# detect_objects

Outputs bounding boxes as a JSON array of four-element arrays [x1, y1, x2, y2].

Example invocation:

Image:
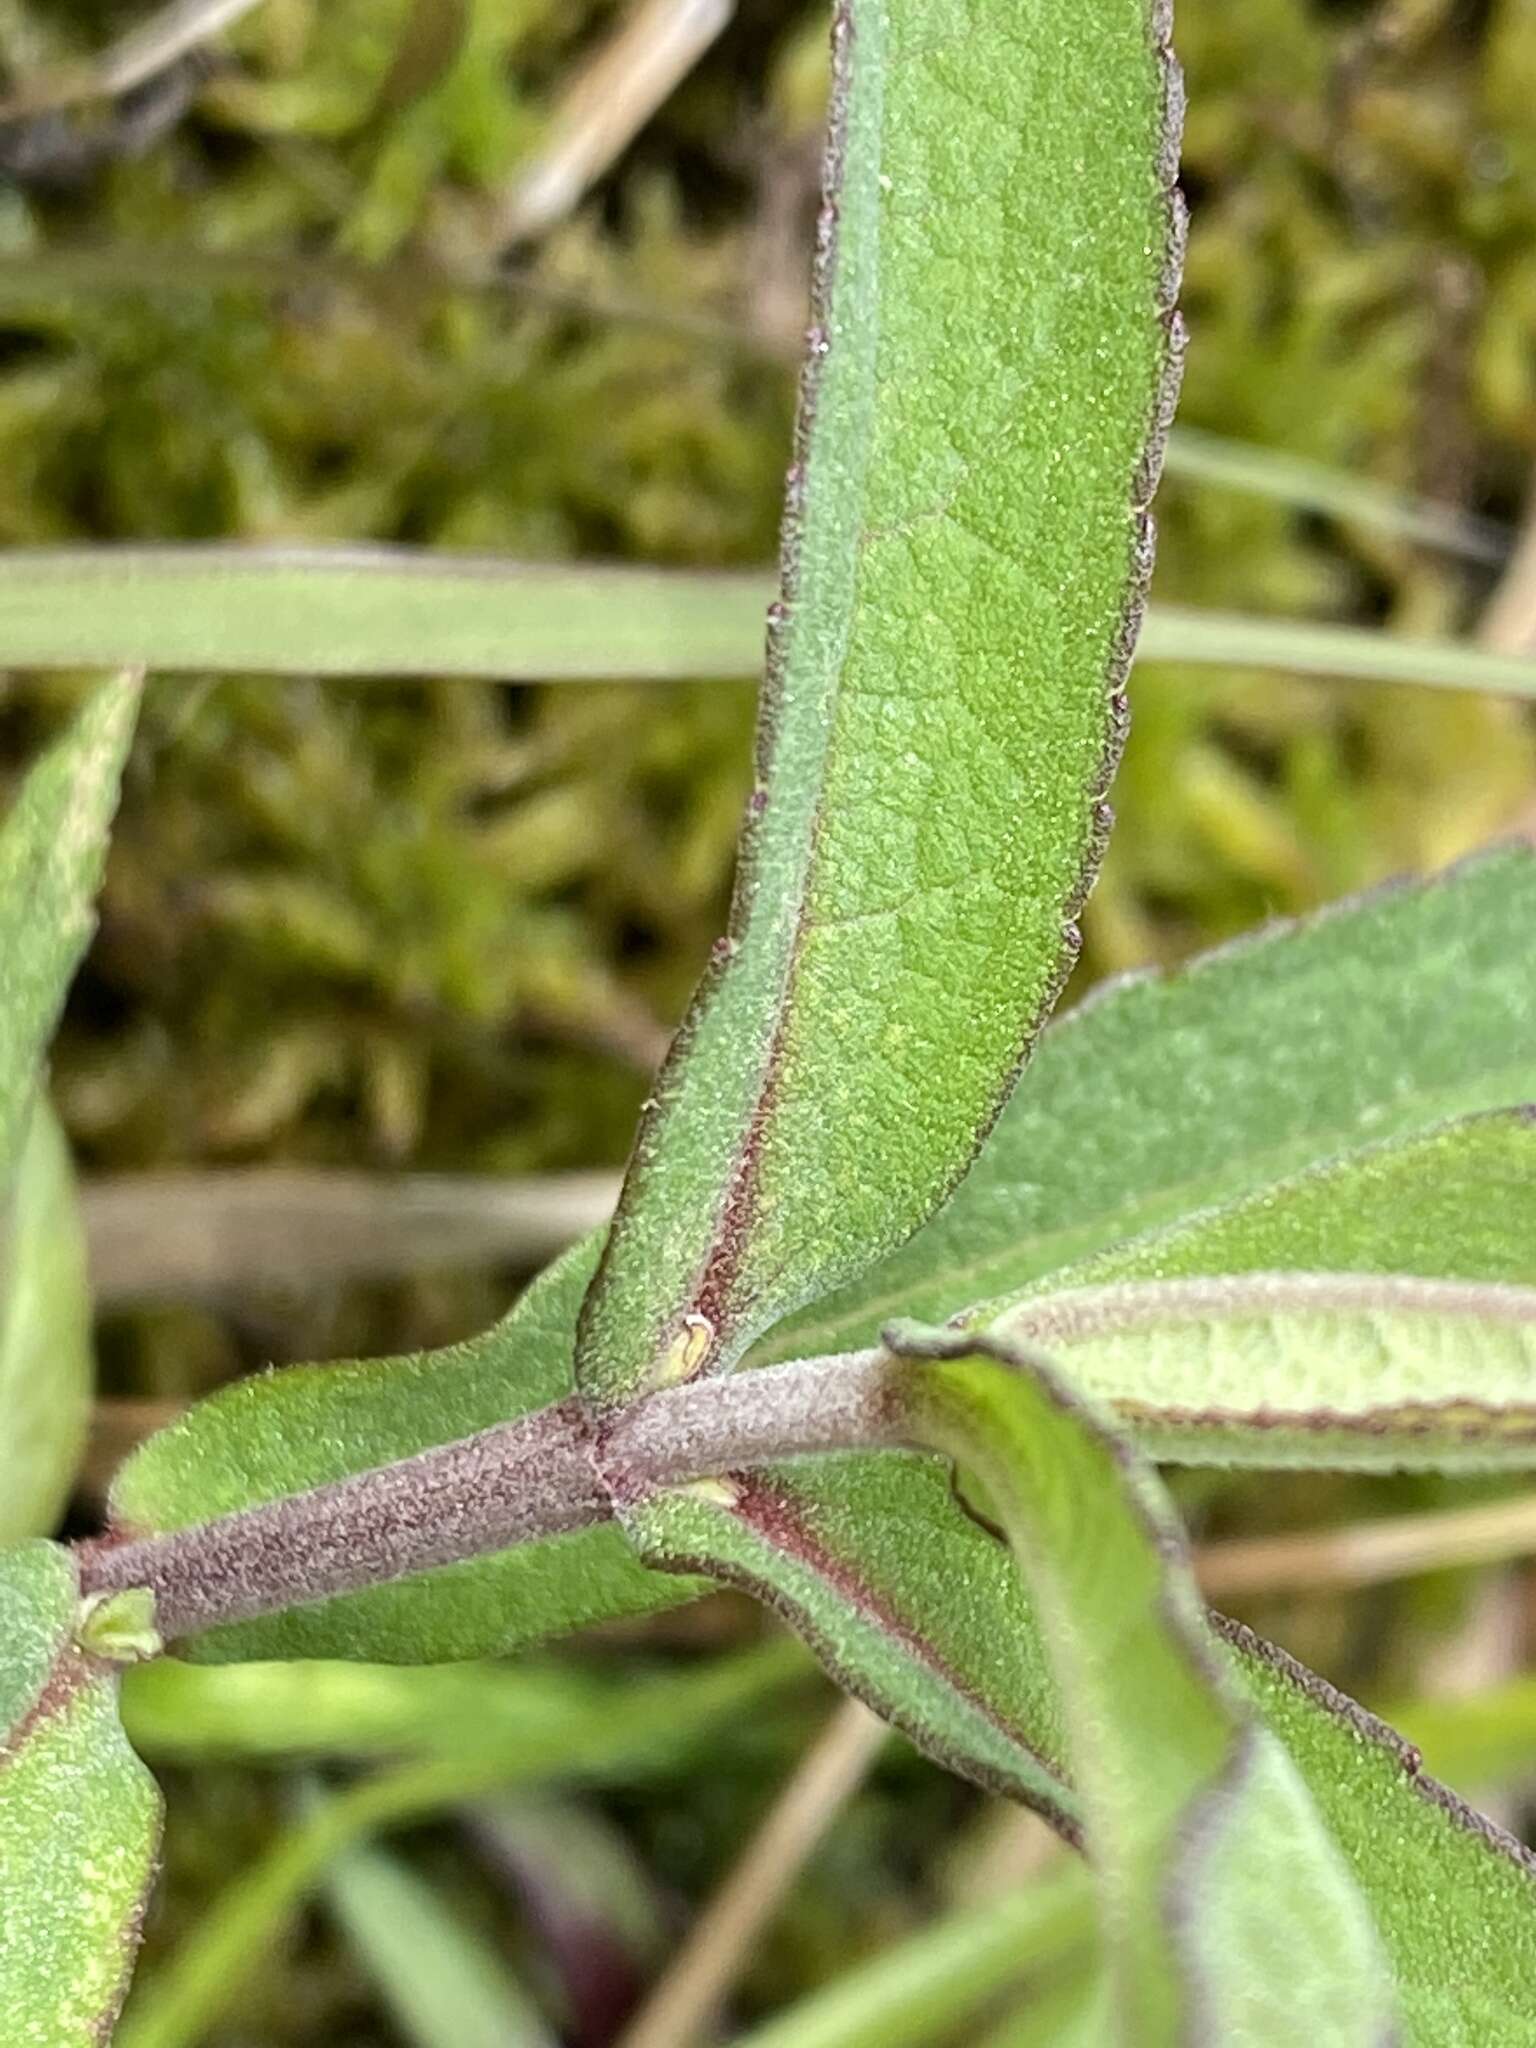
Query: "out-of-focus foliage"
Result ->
[[1121, 0, 1536, 962], [4, 2, 1536, 2043], [0, 0, 1529, 1241]]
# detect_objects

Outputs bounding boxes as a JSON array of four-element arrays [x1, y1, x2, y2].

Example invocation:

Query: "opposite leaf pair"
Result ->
[[7, 0, 1536, 2042]]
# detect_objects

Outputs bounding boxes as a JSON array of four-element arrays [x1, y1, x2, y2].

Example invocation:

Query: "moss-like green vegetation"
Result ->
[[4, 2, 1536, 2041]]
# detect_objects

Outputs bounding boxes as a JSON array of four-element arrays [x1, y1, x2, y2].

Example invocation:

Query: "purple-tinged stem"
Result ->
[[80, 1351, 902, 1642]]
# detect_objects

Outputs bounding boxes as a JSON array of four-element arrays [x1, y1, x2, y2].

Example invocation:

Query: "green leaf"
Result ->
[[961, 1111, 1536, 1469], [0, 1101, 93, 1540], [576, 0, 1182, 1406], [108, 1239, 692, 1664], [759, 846, 1536, 1363], [991, 1271, 1536, 1470], [619, 1350, 1536, 2042], [0, 675, 138, 1540], [0, 672, 139, 1167], [0, 1540, 161, 2047], [1219, 1620, 1536, 2044], [1049, 1107, 1536, 1292], [831, 1331, 1393, 2041], [325, 1838, 554, 2048]]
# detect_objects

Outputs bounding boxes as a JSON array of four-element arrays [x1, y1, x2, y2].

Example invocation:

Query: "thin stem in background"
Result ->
[[8, 547, 1536, 696], [1196, 1490, 1536, 1602], [0, 0, 267, 119], [498, 0, 736, 249], [617, 1697, 889, 2048], [82, 1165, 619, 1308]]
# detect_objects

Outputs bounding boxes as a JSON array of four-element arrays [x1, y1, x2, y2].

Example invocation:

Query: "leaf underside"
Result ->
[[0, 1542, 161, 2048], [896, 1329, 1392, 2046], [979, 1112, 1536, 1468], [0, 676, 138, 1541]]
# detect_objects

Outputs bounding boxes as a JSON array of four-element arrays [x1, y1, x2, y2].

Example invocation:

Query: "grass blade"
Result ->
[[7, 552, 1536, 697], [1161, 424, 1507, 564], [324, 1837, 554, 2048]]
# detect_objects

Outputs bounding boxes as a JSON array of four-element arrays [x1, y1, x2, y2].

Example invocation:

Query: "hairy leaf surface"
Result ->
[[1043, 1109, 1536, 1294], [621, 1362, 1536, 2044], [0, 1103, 93, 1540], [0, 1542, 161, 2047], [0, 673, 139, 1170], [897, 1330, 1392, 2045], [576, 0, 1182, 1405], [961, 1111, 1536, 1468], [757, 847, 1536, 1363], [991, 1273, 1536, 1469]]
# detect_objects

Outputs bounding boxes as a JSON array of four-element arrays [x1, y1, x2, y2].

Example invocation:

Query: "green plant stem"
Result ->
[[1162, 426, 1506, 564], [83, 1350, 903, 1640]]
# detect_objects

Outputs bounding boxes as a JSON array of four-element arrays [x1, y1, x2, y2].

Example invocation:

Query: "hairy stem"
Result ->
[[81, 1351, 901, 1641]]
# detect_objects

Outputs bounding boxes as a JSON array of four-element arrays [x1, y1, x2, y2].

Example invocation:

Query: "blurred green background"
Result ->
[[5, 1, 1536, 2042]]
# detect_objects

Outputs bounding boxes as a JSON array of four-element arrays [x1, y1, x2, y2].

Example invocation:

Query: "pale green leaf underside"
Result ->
[[576, 0, 1180, 1402], [7, 554, 1536, 698], [0, 1101, 93, 1541], [897, 1333, 1391, 2046], [0, 1542, 161, 2048], [969, 1111, 1536, 1468], [0, 673, 139, 1173], [993, 1272, 1536, 1471]]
